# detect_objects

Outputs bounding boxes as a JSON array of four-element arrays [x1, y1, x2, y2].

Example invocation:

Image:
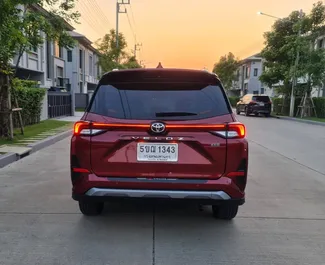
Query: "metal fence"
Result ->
[[75, 93, 89, 109], [48, 92, 72, 118]]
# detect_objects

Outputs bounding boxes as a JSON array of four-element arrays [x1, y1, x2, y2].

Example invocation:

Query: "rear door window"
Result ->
[[253, 96, 270, 102], [89, 83, 230, 120]]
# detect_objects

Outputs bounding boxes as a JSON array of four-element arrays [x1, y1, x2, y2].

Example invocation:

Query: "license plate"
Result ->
[[137, 143, 178, 162], [259, 102, 265, 106]]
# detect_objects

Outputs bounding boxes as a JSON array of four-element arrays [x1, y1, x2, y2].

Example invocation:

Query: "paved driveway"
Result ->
[[0, 116, 325, 264]]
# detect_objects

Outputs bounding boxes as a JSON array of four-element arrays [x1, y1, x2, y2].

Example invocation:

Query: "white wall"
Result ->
[[40, 89, 48, 121]]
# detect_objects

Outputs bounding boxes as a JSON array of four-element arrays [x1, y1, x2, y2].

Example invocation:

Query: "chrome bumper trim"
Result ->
[[85, 188, 231, 200]]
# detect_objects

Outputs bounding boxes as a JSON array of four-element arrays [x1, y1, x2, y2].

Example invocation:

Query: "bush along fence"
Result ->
[[228, 96, 325, 118], [11, 78, 46, 128]]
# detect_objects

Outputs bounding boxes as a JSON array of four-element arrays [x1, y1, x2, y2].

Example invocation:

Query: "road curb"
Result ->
[[275, 116, 325, 126], [27, 129, 72, 153], [0, 129, 72, 169], [0, 153, 18, 168]]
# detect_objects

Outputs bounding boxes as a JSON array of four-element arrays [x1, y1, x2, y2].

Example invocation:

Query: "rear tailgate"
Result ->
[[84, 73, 235, 180], [87, 115, 232, 179]]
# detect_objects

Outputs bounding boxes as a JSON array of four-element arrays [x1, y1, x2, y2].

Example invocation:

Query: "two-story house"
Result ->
[[12, 4, 75, 120], [66, 31, 102, 94], [13, 4, 73, 91], [234, 53, 273, 97]]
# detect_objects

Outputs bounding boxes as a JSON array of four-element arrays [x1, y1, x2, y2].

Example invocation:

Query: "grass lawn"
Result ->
[[300, 117, 325, 123], [0, 120, 73, 146], [75, 108, 85, 112]]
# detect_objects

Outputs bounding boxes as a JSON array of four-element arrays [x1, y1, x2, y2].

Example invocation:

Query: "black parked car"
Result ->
[[236, 94, 272, 117]]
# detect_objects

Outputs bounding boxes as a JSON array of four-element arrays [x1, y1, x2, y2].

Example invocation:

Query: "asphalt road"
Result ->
[[1, 115, 325, 265]]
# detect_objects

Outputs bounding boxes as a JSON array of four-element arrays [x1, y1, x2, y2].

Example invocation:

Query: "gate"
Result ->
[[48, 92, 72, 118]]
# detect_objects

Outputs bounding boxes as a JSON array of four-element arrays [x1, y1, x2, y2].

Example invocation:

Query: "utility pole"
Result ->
[[116, 0, 130, 50], [134, 43, 142, 58], [289, 9, 303, 117]]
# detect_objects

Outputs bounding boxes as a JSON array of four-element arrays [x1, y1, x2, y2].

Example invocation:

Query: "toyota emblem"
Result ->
[[150, 122, 166, 134]]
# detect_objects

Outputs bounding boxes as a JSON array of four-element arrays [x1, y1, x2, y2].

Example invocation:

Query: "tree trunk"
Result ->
[[0, 73, 10, 138]]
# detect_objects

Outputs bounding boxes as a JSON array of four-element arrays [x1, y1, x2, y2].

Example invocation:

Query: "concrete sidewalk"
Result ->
[[54, 111, 84, 122]]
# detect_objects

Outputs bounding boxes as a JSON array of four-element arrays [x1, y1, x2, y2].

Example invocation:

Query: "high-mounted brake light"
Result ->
[[73, 121, 245, 138]]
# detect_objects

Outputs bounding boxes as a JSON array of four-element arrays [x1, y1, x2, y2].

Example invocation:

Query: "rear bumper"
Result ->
[[72, 174, 246, 205], [249, 106, 271, 114]]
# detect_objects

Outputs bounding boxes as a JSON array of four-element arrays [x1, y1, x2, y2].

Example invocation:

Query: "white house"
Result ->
[[232, 53, 274, 97], [66, 31, 102, 94], [11, 4, 75, 120]]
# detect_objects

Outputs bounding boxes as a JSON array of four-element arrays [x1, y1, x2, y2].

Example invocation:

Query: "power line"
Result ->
[[124, 6, 137, 43], [129, 3, 137, 31], [83, 0, 108, 35], [78, 1, 106, 36], [91, 0, 113, 29]]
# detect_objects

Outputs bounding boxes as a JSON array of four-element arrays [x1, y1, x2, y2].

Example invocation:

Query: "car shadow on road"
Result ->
[[78, 200, 240, 227]]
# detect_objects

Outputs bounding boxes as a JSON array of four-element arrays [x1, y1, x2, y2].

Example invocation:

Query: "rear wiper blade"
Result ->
[[155, 112, 198, 117]]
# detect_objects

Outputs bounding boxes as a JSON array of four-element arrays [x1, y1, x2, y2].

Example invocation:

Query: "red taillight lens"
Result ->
[[250, 100, 256, 104], [210, 122, 246, 139], [228, 122, 246, 138]]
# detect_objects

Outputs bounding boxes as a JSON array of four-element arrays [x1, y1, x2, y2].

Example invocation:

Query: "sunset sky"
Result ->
[[73, 0, 320, 70]]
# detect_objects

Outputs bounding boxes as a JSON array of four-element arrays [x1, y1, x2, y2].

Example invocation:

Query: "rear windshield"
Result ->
[[88, 84, 230, 120], [253, 96, 270, 102]]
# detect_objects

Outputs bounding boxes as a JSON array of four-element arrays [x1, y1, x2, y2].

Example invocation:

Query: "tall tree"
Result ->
[[95, 29, 128, 72], [212, 52, 239, 90], [96, 29, 142, 72], [259, 10, 304, 96], [260, 1, 325, 97], [0, 0, 79, 138], [121, 56, 142, 69]]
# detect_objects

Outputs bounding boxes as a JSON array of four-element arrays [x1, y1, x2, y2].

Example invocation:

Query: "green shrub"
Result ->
[[11, 78, 46, 127], [313, 97, 325, 118], [228, 96, 240, 107], [272, 96, 325, 117]]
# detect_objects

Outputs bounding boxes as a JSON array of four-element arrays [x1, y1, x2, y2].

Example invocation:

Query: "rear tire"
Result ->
[[78, 201, 104, 216], [212, 204, 239, 220], [236, 108, 240, 115], [265, 113, 270, 117], [245, 107, 250, 116]]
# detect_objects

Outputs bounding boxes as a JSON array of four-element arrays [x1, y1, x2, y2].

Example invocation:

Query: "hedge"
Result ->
[[228, 95, 325, 117], [11, 78, 46, 127], [272, 97, 325, 118], [228, 96, 240, 107]]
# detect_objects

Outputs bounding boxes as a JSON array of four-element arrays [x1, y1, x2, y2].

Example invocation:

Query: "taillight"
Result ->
[[249, 100, 256, 104], [210, 122, 246, 139], [73, 121, 107, 136], [73, 121, 151, 136]]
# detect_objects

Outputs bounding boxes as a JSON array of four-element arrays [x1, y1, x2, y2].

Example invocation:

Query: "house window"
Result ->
[[79, 49, 83, 69], [67, 50, 72, 62], [254, 68, 258, 76], [261, 87, 265, 94], [89, 55, 93, 76], [245, 66, 250, 78], [54, 41, 63, 58], [253, 90, 259, 95], [57, 66, 64, 87], [46, 41, 51, 79], [31, 46, 38, 53]]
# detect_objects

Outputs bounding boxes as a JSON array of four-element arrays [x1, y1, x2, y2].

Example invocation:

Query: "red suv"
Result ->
[[71, 68, 248, 220]]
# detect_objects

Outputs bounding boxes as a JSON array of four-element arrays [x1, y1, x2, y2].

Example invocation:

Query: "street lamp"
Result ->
[[257, 11, 281, 20], [258, 10, 303, 117]]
